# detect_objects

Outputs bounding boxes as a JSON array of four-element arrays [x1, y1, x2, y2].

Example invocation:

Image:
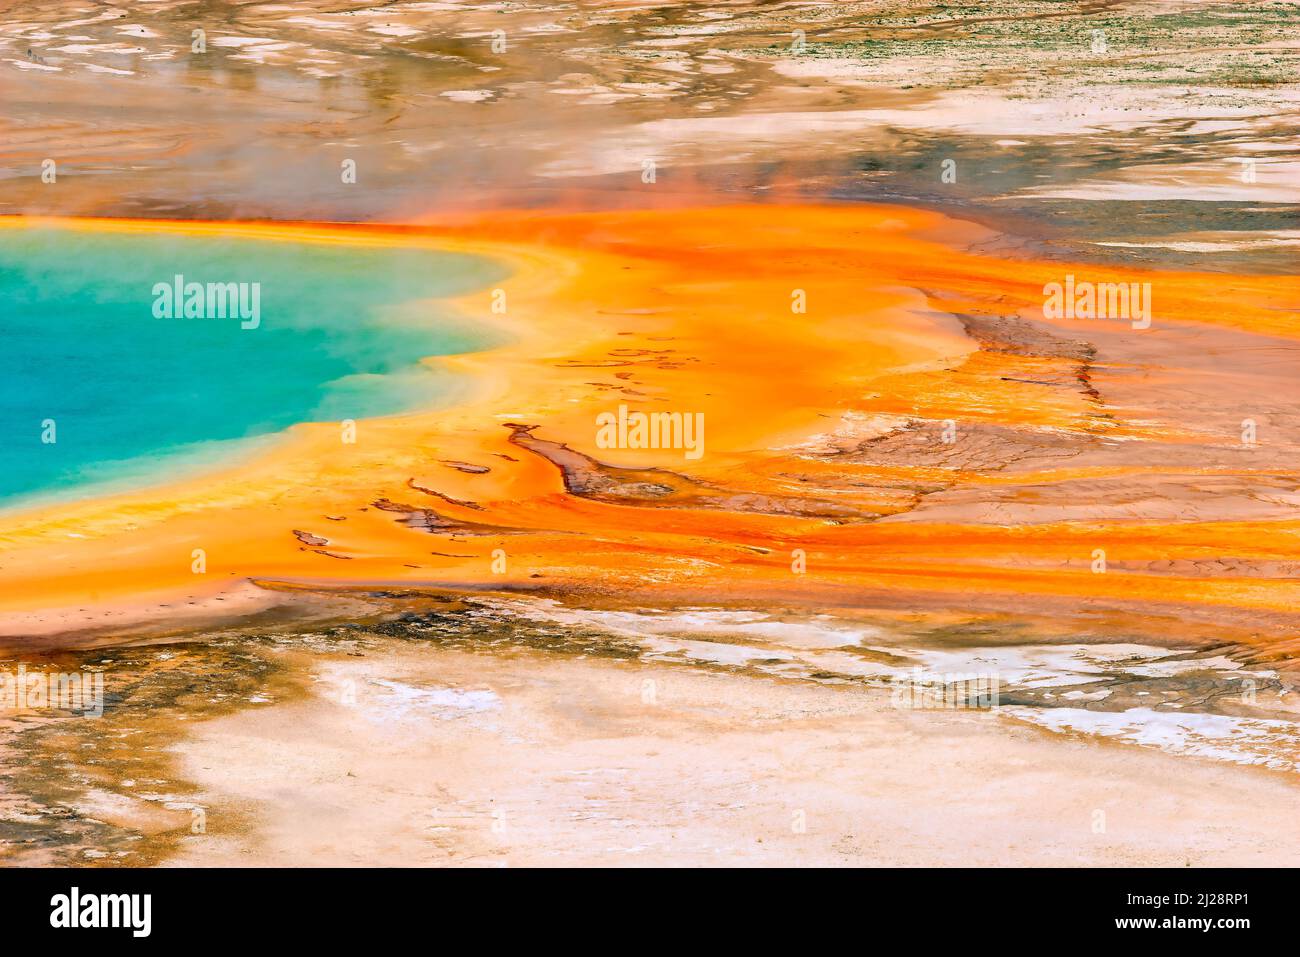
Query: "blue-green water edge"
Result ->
[[0, 228, 508, 508]]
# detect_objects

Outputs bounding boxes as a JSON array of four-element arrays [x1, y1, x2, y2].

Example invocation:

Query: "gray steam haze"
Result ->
[[2, 0, 1294, 277]]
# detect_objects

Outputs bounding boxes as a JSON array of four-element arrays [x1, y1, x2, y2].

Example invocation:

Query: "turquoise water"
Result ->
[[0, 228, 508, 507]]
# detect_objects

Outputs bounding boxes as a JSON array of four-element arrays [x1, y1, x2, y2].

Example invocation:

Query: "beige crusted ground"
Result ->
[[163, 638, 1300, 867]]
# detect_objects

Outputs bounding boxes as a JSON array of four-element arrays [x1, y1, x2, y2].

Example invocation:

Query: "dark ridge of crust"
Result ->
[[371, 498, 528, 537], [504, 423, 879, 522], [440, 460, 491, 474], [407, 478, 485, 511]]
